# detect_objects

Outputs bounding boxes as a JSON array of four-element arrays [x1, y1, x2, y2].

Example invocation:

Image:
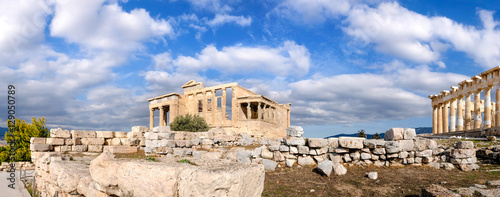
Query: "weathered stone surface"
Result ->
[[403, 128, 416, 140], [335, 148, 349, 154], [298, 145, 309, 154], [88, 145, 103, 152], [455, 141, 474, 149], [350, 152, 360, 160], [45, 138, 65, 145], [308, 138, 328, 148], [81, 138, 105, 145], [385, 141, 400, 153], [103, 146, 137, 154], [30, 144, 52, 151], [261, 148, 273, 159], [360, 153, 371, 160], [417, 150, 433, 157], [316, 160, 333, 177], [152, 126, 171, 133], [131, 126, 149, 133], [451, 149, 475, 159], [157, 132, 175, 140], [49, 160, 92, 193], [50, 128, 71, 138], [279, 145, 290, 152], [60, 145, 72, 152], [274, 151, 285, 162], [372, 148, 386, 155], [237, 151, 251, 164], [384, 128, 404, 141], [429, 162, 440, 169], [96, 131, 114, 138], [30, 137, 46, 144], [286, 159, 296, 167], [422, 184, 459, 197], [200, 152, 223, 160], [440, 163, 455, 170], [338, 137, 364, 149], [297, 156, 315, 166], [289, 146, 298, 154], [72, 145, 88, 152], [121, 138, 141, 146], [327, 138, 339, 148], [110, 138, 122, 146], [333, 163, 347, 175], [399, 140, 414, 152], [367, 172, 377, 180], [127, 131, 143, 139], [364, 139, 386, 149], [286, 126, 304, 137], [72, 130, 96, 138], [285, 137, 306, 146], [262, 159, 278, 171], [114, 131, 127, 138]]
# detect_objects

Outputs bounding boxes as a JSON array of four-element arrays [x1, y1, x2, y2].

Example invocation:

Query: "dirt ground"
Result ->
[[263, 164, 500, 197]]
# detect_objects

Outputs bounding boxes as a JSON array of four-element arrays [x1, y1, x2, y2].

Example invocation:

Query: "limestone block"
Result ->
[[127, 131, 143, 139], [313, 155, 327, 163], [285, 159, 296, 167], [121, 138, 140, 146], [157, 132, 175, 140], [333, 163, 347, 175], [403, 128, 416, 140], [350, 152, 360, 160], [53, 146, 61, 152], [251, 147, 263, 158], [96, 131, 114, 138], [399, 140, 414, 152], [335, 148, 348, 154], [152, 126, 170, 133], [30, 144, 52, 151], [289, 146, 298, 154], [399, 151, 409, 158], [316, 147, 328, 155], [286, 126, 304, 137], [309, 149, 318, 156], [173, 148, 193, 157], [455, 141, 474, 149], [30, 137, 46, 144], [385, 141, 400, 154], [422, 184, 460, 197], [71, 130, 96, 138], [363, 139, 386, 149], [427, 140, 437, 149], [131, 126, 149, 133], [284, 137, 305, 146], [279, 145, 290, 152], [114, 131, 127, 138], [237, 151, 252, 164], [50, 128, 71, 138], [360, 153, 371, 160], [327, 138, 339, 148], [81, 138, 105, 145], [416, 150, 433, 157], [371, 154, 379, 160], [110, 138, 122, 146], [298, 145, 309, 154], [72, 145, 88, 152], [156, 147, 173, 154], [49, 160, 92, 194], [367, 172, 378, 180], [60, 145, 72, 152], [451, 149, 475, 159], [316, 160, 333, 177], [88, 145, 103, 152], [328, 153, 342, 163], [200, 152, 223, 160], [103, 146, 138, 154], [308, 138, 328, 148], [413, 139, 427, 151], [297, 156, 315, 166], [261, 148, 273, 159], [384, 128, 404, 141], [201, 139, 214, 145], [268, 145, 280, 151], [440, 163, 455, 170], [158, 140, 176, 148], [262, 159, 277, 171], [338, 137, 364, 149]]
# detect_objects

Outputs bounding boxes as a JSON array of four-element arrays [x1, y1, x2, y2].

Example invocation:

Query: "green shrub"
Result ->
[[170, 114, 209, 132], [0, 117, 49, 162], [357, 129, 367, 138], [371, 133, 381, 139]]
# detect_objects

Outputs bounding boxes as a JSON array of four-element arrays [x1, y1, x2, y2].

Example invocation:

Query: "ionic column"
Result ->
[[465, 94, 472, 130], [202, 92, 207, 118], [432, 105, 438, 134], [159, 107, 165, 126], [437, 103, 443, 134], [474, 90, 482, 129], [457, 97, 464, 131], [246, 103, 251, 119], [450, 99, 457, 132], [211, 90, 216, 123], [149, 109, 154, 129], [484, 86, 493, 128], [443, 101, 449, 133], [496, 84, 500, 127]]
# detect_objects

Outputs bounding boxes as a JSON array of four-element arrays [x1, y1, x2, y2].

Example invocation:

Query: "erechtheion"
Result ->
[[148, 80, 291, 138], [428, 66, 500, 134]]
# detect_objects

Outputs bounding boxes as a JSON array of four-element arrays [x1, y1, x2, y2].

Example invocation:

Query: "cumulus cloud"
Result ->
[[207, 14, 252, 27]]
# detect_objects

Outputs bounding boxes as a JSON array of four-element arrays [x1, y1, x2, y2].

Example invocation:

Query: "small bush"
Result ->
[[146, 156, 157, 162], [357, 129, 367, 138], [179, 159, 192, 164], [170, 114, 209, 132], [371, 133, 381, 139]]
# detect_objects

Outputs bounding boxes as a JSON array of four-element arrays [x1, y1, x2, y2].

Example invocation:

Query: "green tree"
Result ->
[[170, 114, 209, 132], [0, 117, 48, 162], [357, 129, 367, 138], [371, 133, 382, 139]]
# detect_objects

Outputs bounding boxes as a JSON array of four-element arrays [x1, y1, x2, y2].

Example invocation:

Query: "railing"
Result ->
[[20, 165, 38, 197]]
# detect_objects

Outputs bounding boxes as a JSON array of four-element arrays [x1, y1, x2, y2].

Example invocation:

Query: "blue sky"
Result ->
[[1, 0, 500, 138]]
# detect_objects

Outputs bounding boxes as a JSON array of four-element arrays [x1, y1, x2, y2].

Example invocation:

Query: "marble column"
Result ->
[[432, 105, 438, 134], [149, 109, 155, 129], [222, 88, 226, 122], [457, 97, 464, 131], [211, 90, 216, 123], [465, 94, 472, 130], [496, 85, 500, 127], [437, 103, 443, 134], [202, 92, 207, 118], [257, 102, 262, 120], [450, 99, 457, 132], [484, 86, 493, 128], [443, 101, 449, 133], [474, 90, 482, 129], [246, 102, 251, 119], [159, 107, 165, 126]]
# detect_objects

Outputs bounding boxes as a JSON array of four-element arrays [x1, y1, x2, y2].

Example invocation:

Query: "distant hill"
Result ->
[[324, 127, 432, 139]]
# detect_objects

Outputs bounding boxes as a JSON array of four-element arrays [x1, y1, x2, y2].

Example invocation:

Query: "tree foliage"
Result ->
[[357, 129, 367, 138], [0, 117, 49, 162], [170, 114, 209, 132], [371, 133, 382, 139]]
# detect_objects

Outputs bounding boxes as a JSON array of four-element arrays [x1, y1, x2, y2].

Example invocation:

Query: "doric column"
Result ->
[[437, 103, 443, 134], [496, 84, 500, 127], [246, 102, 251, 119], [169, 104, 178, 124], [159, 107, 165, 126], [443, 101, 449, 133], [149, 109, 154, 129], [484, 86, 493, 128], [450, 99, 457, 132], [464, 94, 472, 130], [457, 97, 464, 131], [432, 105, 438, 134], [474, 90, 482, 129]]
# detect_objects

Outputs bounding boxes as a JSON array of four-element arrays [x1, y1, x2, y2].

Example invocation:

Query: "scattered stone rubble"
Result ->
[[422, 182, 500, 197], [477, 145, 500, 164]]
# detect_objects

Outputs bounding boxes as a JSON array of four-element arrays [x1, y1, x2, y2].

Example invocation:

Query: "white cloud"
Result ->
[[185, 0, 232, 13], [274, 0, 352, 24], [50, 0, 173, 54], [171, 41, 310, 76], [207, 14, 252, 27]]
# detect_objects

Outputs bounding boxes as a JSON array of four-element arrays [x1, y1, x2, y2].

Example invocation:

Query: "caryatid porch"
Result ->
[[429, 66, 500, 134]]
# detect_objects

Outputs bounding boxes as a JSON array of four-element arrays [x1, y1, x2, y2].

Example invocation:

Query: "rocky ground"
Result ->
[[263, 164, 500, 196]]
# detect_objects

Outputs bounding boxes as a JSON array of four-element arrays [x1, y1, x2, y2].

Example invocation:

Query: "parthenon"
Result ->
[[429, 66, 500, 134], [148, 80, 291, 138]]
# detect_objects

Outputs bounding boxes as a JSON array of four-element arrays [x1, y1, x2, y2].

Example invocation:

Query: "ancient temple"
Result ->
[[148, 80, 291, 138]]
